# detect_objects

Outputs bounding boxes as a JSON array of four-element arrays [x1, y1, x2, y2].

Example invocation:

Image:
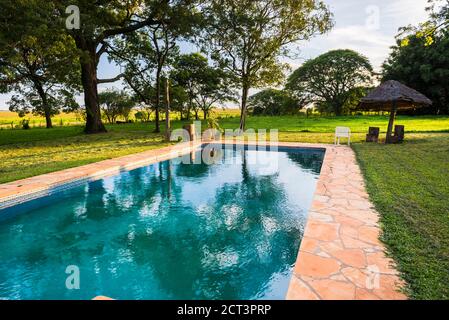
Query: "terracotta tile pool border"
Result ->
[[0, 140, 406, 300], [0, 141, 202, 209], [279, 143, 407, 300]]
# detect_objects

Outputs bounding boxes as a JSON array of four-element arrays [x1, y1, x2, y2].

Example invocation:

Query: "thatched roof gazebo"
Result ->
[[358, 80, 432, 143]]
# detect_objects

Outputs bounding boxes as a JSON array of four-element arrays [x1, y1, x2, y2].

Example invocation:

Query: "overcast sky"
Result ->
[[0, 0, 430, 110]]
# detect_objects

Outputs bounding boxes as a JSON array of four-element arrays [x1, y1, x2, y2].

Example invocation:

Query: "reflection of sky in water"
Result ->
[[180, 149, 320, 218], [0, 147, 324, 300]]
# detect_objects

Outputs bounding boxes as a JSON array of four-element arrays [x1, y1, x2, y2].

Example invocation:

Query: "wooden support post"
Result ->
[[165, 78, 171, 142], [386, 101, 397, 144]]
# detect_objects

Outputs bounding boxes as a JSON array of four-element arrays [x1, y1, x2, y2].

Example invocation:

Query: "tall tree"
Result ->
[[248, 89, 299, 116], [98, 90, 135, 124], [52, 0, 173, 133], [202, 0, 333, 131], [5, 0, 186, 133], [171, 53, 205, 120], [0, 1, 79, 128], [398, 0, 448, 46], [286, 49, 373, 116], [108, 33, 158, 122], [171, 53, 236, 120], [194, 64, 236, 120], [386, 0, 449, 114], [108, 1, 201, 132], [139, 23, 178, 133], [383, 32, 449, 115]]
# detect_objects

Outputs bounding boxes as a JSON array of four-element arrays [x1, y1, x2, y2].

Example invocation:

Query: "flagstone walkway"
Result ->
[[285, 144, 407, 300]]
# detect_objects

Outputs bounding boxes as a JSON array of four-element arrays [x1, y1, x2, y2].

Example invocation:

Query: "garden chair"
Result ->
[[388, 125, 405, 144], [366, 127, 380, 143], [334, 127, 351, 145]]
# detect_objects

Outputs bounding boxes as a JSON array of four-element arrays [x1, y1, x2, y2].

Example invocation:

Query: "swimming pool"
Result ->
[[0, 145, 324, 300]]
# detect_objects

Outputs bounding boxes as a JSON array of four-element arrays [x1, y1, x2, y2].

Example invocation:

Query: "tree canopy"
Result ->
[[0, 1, 80, 128], [384, 0, 449, 115], [0, 0, 336, 132], [171, 53, 236, 120], [248, 89, 299, 116], [6, 0, 196, 133], [98, 90, 135, 124], [107, 0, 202, 132], [383, 31, 449, 115], [286, 49, 373, 116], [52, 0, 171, 133], [202, 0, 333, 130], [397, 0, 448, 47]]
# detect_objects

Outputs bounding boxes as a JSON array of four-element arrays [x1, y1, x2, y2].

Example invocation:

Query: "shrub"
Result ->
[[21, 119, 30, 130]]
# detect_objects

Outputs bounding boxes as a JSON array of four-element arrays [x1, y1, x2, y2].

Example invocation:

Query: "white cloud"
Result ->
[[285, 0, 430, 72], [382, 0, 430, 22], [299, 25, 394, 70]]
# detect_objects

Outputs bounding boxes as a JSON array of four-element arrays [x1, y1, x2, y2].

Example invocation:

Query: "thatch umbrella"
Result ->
[[358, 80, 432, 143]]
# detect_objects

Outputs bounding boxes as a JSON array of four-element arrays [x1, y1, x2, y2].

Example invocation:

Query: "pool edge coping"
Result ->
[[0, 141, 202, 209], [0, 140, 407, 300], [283, 143, 407, 300]]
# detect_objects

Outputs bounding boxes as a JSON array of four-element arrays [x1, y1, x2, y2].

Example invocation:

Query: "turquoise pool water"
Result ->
[[0, 145, 324, 300]]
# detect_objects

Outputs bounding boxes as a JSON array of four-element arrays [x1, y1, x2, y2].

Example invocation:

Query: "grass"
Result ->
[[353, 134, 449, 300], [0, 111, 81, 128], [1, 114, 448, 184], [0, 108, 242, 128], [2, 110, 449, 131], [0, 123, 171, 183], [1, 113, 449, 299], [218, 114, 449, 133]]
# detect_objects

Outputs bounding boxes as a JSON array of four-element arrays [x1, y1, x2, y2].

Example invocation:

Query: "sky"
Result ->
[[0, 0, 430, 110]]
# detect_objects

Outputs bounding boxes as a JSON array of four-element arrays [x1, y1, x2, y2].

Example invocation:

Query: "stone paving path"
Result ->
[[285, 144, 407, 300]]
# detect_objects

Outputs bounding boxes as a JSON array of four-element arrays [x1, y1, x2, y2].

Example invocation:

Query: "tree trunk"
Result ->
[[386, 102, 397, 144], [239, 85, 250, 132], [76, 39, 106, 134], [165, 79, 171, 141], [44, 112, 52, 129], [34, 81, 52, 129], [334, 103, 342, 116], [203, 109, 207, 120], [154, 68, 162, 133], [187, 98, 193, 121]]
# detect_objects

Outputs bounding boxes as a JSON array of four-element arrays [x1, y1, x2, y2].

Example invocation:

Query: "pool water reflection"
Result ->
[[0, 146, 324, 300]]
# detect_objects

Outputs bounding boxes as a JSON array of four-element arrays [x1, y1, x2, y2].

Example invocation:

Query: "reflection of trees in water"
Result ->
[[175, 161, 211, 179], [287, 150, 324, 174], [0, 150, 305, 299], [122, 153, 302, 299]]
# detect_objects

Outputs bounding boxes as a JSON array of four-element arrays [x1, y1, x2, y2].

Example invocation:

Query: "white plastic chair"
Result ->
[[335, 127, 351, 145]]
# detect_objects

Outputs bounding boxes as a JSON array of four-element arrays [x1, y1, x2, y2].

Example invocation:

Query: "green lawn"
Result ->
[[2, 115, 448, 184], [353, 134, 449, 300], [1, 114, 449, 299], [219, 114, 449, 133], [0, 123, 171, 183]]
